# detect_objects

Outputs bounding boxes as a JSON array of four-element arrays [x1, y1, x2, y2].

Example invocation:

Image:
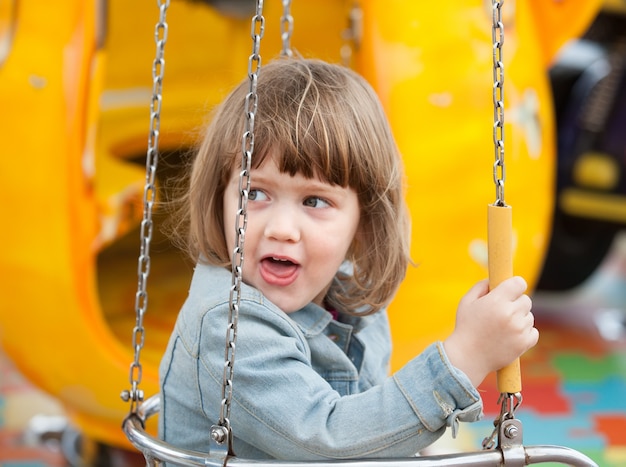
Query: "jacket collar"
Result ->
[[288, 303, 334, 337]]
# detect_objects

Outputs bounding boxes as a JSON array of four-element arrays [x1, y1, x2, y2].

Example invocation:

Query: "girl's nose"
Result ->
[[264, 206, 301, 242]]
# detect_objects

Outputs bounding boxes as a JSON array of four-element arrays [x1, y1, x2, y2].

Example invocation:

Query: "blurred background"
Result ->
[[0, 0, 625, 465]]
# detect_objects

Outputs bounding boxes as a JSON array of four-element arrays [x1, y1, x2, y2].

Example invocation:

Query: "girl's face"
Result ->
[[223, 155, 360, 313]]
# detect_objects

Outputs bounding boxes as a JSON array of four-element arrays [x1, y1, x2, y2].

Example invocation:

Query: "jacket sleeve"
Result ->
[[197, 300, 483, 460]]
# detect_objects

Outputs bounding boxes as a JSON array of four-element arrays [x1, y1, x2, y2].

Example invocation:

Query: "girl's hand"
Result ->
[[443, 276, 539, 387]]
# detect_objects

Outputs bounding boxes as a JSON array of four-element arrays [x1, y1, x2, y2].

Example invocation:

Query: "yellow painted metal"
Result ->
[[561, 189, 626, 223], [526, 0, 610, 66], [0, 0, 602, 448], [573, 151, 620, 190]]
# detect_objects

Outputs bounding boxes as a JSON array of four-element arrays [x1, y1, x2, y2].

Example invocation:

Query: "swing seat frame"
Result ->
[[123, 394, 599, 467]]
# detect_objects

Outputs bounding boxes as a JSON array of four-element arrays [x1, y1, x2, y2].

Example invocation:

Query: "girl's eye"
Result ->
[[248, 189, 267, 201], [304, 196, 330, 208]]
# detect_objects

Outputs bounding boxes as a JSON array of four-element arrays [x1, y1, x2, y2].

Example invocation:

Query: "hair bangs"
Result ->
[[251, 83, 353, 188]]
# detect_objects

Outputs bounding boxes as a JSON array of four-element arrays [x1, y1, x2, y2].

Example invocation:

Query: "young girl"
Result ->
[[159, 58, 538, 460]]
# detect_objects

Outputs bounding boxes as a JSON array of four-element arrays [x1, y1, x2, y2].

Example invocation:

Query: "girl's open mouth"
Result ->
[[260, 256, 300, 285]]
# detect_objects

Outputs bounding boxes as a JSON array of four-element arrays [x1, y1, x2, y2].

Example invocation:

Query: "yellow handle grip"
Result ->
[[488, 204, 522, 394]]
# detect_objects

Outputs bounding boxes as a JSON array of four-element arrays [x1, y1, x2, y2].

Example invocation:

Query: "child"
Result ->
[[159, 58, 538, 460]]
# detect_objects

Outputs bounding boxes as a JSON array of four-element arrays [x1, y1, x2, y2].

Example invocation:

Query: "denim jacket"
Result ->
[[159, 263, 483, 460]]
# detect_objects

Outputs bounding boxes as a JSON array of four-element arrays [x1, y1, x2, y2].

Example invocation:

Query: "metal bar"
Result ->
[[124, 396, 598, 467]]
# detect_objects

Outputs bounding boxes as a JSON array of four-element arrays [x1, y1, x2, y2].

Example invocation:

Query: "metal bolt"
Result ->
[[120, 389, 144, 402], [211, 426, 228, 444], [504, 424, 519, 439]]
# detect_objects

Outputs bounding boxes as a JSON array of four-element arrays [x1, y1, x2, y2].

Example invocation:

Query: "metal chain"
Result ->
[[280, 0, 293, 57], [340, 2, 363, 67], [216, 0, 265, 434], [484, 1, 526, 452], [482, 392, 522, 450], [492, 0, 506, 206], [121, 0, 170, 414]]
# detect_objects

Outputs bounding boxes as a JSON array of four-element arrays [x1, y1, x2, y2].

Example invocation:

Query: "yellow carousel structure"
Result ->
[[0, 0, 602, 449]]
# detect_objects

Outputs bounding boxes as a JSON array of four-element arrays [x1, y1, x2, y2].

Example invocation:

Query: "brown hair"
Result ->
[[170, 58, 411, 315]]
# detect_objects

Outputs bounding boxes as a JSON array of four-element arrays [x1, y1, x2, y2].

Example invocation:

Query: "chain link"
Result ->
[[217, 0, 265, 430], [492, 0, 506, 206], [280, 0, 293, 57], [122, 0, 170, 413], [341, 2, 363, 67], [482, 392, 522, 450]]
